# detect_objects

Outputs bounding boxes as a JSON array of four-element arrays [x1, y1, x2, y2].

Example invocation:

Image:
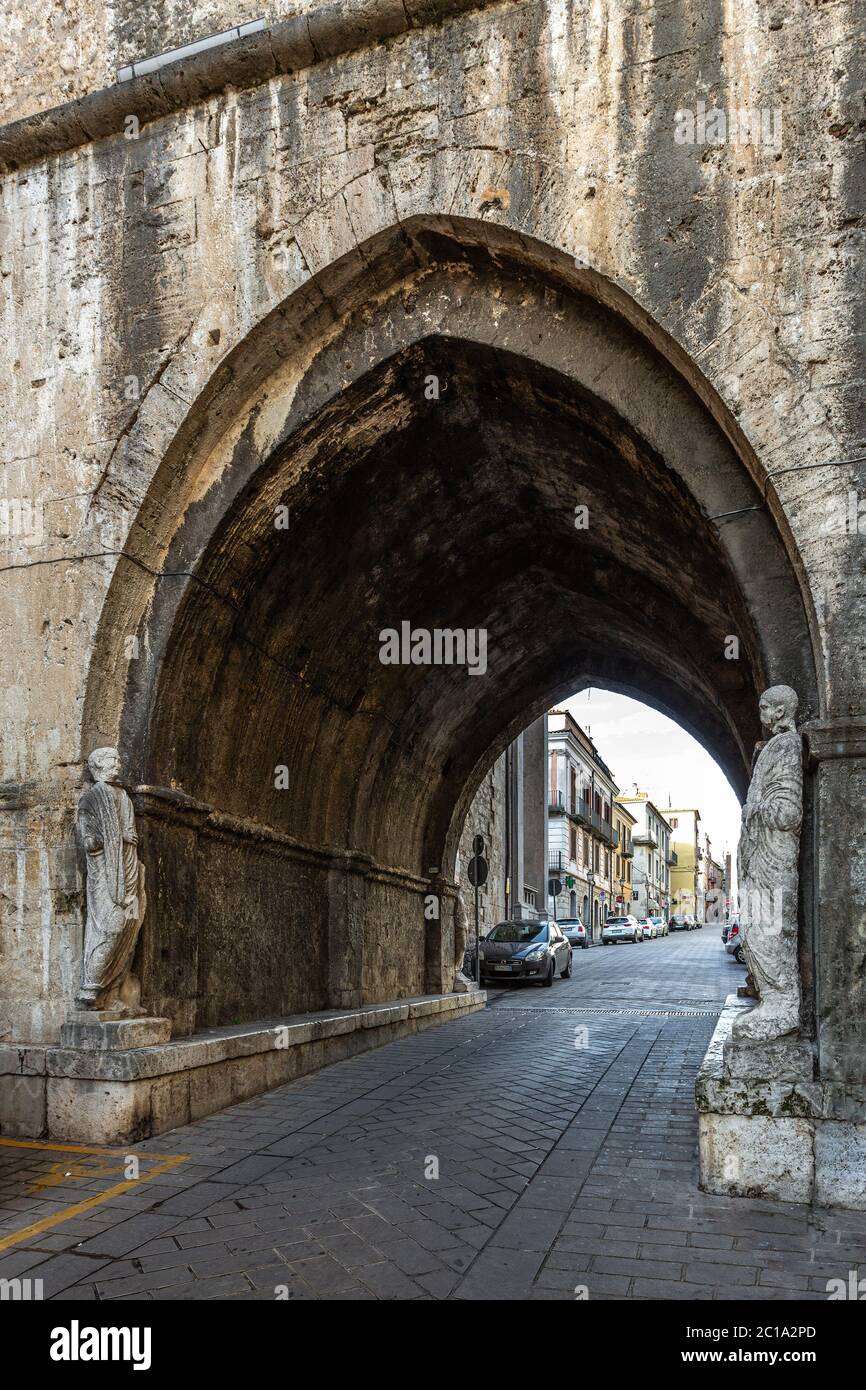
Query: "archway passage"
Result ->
[[87, 224, 818, 1035]]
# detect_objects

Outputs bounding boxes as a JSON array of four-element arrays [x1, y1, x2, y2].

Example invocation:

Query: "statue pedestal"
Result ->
[[723, 1028, 814, 1084], [60, 1015, 172, 1051], [697, 995, 866, 1209]]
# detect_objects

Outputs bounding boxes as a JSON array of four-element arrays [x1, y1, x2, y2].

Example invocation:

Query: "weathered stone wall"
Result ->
[[456, 753, 507, 931], [1, 0, 864, 1070], [0, 1, 320, 124]]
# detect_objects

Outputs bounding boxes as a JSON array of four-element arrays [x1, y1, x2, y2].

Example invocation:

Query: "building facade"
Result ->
[[666, 808, 702, 916], [547, 711, 619, 941], [616, 794, 672, 919]]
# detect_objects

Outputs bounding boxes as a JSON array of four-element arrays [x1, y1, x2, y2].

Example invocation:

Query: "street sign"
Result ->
[[548, 877, 563, 896], [469, 837, 486, 987], [467, 855, 488, 888]]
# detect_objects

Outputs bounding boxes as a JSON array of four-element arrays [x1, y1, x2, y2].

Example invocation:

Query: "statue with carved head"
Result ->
[[732, 686, 803, 1045], [76, 746, 146, 1013]]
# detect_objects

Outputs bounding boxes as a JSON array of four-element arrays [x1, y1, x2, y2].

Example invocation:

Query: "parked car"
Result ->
[[685, 914, 698, 930], [650, 915, 668, 937], [722, 915, 739, 944], [668, 913, 690, 932], [602, 914, 643, 944], [475, 919, 572, 985], [558, 917, 588, 950], [726, 921, 746, 964], [637, 917, 657, 939]]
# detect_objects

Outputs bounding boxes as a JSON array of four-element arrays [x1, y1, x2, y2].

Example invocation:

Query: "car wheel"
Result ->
[[561, 954, 572, 979], [734, 945, 745, 964], [542, 959, 555, 987]]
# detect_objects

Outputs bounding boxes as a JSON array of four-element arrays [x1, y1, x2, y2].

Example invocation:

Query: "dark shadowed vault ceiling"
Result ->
[[140, 335, 765, 876]]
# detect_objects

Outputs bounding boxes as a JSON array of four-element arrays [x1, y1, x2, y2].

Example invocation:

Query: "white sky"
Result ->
[[560, 687, 742, 877]]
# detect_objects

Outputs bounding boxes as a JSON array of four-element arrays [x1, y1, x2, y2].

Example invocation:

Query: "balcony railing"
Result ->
[[548, 791, 565, 814], [633, 830, 658, 849], [591, 812, 618, 846], [667, 850, 678, 866], [621, 838, 634, 858], [569, 796, 591, 827]]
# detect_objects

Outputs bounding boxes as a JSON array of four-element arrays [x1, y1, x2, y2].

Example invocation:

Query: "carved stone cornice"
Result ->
[[802, 718, 866, 765], [132, 782, 438, 892]]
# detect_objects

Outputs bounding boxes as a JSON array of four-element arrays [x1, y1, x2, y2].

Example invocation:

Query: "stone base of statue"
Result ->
[[723, 1024, 814, 1084], [61, 1013, 172, 1051], [697, 995, 866, 1210], [453, 969, 476, 993]]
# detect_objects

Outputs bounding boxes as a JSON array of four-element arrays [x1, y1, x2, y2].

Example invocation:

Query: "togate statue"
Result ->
[[452, 890, 475, 992], [732, 686, 803, 1045], [76, 747, 147, 1014]]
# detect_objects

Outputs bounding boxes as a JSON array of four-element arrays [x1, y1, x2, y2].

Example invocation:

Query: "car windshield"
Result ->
[[559, 919, 583, 928], [606, 918, 631, 925], [487, 922, 548, 943]]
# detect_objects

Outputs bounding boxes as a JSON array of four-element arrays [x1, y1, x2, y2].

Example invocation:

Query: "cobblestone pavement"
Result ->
[[3, 929, 866, 1301]]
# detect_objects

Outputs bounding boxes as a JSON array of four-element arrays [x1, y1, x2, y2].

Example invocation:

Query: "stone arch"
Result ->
[[80, 216, 821, 1033]]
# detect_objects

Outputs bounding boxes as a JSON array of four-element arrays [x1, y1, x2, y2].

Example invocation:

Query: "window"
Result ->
[[671, 817, 678, 828], [569, 826, 577, 861]]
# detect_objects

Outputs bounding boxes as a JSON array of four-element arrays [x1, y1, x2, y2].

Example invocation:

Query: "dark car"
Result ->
[[475, 919, 572, 986], [557, 917, 588, 950], [668, 913, 691, 932]]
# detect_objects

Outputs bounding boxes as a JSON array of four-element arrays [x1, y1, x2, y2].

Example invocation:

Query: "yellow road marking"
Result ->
[[0, 1139, 189, 1253]]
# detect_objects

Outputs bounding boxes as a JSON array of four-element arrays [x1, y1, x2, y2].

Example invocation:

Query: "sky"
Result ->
[[560, 687, 742, 875]]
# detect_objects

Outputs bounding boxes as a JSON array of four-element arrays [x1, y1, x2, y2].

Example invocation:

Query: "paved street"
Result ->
[[3, 927, 866, 1302]]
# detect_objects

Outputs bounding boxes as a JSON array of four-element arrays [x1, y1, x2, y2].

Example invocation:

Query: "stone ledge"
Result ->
[[0, 0, 511, 173], [696, 995, 866, 1210], [0, 990, 486, 1144]]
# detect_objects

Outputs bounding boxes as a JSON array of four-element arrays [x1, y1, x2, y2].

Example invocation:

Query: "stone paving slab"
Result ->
[[3, 931, 866, 1300]]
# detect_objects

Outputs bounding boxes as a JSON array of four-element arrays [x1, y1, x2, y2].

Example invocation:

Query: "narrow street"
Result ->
[[3, 929, 865, 1302]]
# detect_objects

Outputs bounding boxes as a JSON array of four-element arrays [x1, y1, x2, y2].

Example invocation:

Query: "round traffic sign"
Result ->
[[467, 855, 488, 887]]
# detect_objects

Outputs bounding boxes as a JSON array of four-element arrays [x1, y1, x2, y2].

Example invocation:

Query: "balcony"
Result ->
[[569, 796, 591, 827], [621, 838, 634, 858], [591, 812, 618, 846], [667, 850, 678, 866], [633, 830, 658, 849], [548, 791, 565, 814]]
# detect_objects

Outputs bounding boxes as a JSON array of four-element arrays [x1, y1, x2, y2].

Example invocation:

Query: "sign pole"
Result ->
[[474, 876, 480, 987], [468, 834, 487, 988]]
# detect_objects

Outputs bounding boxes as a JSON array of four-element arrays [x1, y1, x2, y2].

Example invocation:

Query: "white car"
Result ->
[[602, 915, 642, 944], [650, 915, 668, 937], [637, 917, 657, 939]]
